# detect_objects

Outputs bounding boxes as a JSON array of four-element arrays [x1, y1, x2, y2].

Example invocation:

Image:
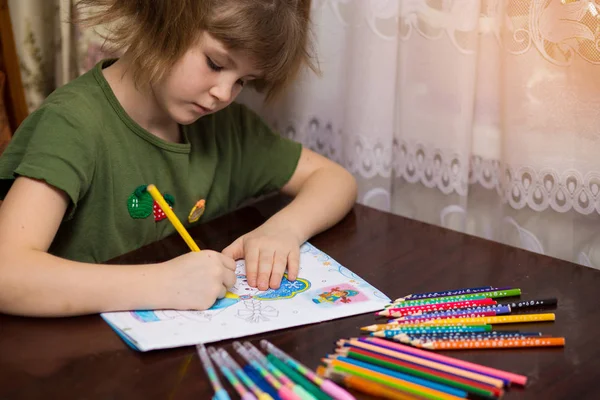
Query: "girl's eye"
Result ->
[[206, 56, 223, 72]]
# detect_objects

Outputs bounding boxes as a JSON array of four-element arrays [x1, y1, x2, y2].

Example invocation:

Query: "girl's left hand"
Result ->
[[222, 223, 302, 291]]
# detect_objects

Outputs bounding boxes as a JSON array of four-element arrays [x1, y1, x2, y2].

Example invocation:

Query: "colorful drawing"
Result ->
[[132, 310, 161, 322], [311, 283, 369, 306], [211, 292, 241, 309], [130, 276, 309, 323], [253, 275, 311, 300]]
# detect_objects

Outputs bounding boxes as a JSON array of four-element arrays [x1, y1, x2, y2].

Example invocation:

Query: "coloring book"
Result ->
[[101, 243, 390, 351]]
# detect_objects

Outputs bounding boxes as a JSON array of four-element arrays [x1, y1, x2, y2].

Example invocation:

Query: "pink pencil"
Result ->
[[390, 310, 499, 323], [364, 337, 528, 386]]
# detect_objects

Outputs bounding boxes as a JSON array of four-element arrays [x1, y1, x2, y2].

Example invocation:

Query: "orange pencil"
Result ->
[[420, 337, 565, 350], [317, 366, 424, 400]]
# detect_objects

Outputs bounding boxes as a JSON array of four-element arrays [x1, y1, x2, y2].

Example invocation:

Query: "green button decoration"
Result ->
[[127, 185, 154, 219]]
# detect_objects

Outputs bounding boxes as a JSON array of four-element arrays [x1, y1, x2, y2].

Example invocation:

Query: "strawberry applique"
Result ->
[[153, 194, 175, 222], [127, 185, 175, 222]]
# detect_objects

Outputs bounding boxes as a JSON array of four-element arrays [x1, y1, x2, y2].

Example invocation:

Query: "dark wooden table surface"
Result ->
[[1, 195, 599, 399]]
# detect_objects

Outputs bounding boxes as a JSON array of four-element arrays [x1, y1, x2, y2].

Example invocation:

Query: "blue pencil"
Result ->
[[244, 365, 281, 400], [219, 348, 274, 400], [196, 344, 231, 400], [397, 305, 512, 321]]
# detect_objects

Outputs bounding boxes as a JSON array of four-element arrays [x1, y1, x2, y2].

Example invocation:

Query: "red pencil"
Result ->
[[378, 299, 497, 317]]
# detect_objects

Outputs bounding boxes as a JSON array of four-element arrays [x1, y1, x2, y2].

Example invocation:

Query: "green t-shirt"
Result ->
[[0, 60, 302, 263]]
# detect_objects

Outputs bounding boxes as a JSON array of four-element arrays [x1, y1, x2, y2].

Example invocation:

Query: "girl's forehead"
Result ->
[[196, 31, 263, 77]]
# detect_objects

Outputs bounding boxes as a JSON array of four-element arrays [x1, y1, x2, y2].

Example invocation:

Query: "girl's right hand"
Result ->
[[160, 251, 237, 310]]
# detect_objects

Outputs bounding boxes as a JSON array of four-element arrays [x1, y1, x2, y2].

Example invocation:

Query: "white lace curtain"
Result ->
[[10, 0, 600, 268], [241, 0, 600, 269]]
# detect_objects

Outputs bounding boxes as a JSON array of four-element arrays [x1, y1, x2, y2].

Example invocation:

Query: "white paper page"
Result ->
[[101, 243, 390, 351]]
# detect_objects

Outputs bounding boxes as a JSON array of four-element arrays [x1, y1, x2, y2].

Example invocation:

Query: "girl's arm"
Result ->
[[275, 147, 358, 242], [223, 148, 357, 290], [0, 177, 236, 317]]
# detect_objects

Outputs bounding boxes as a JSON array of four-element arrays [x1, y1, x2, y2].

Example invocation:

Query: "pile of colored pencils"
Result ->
[[197, 340, 357, 400], [363, 285, 565, 350], [320, 337, 524, 399]]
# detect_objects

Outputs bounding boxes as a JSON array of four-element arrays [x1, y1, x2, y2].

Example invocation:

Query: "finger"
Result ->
[[269, 250, 288, 289], [257, 249, 275, 291], [244, 244, 260, 287], [220, 253, 237, 272], [216, 285, 227, 299], [222, 237, 244, 260], [223, 267, 237, 289], [286, 246, 300, 281]]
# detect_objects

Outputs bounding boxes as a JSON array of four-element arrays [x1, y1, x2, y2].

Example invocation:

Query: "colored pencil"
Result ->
[[243, 342, 317, 400], [267, 354, 332, 400], [384, 313, 556, 327], [196, 344, 231, 400], [147, 184, 200, 252], [501, 298, 557, 310], [208, 347, 257, 400], [392, 310, 501, 323], [233, 342, 301, 400], [393, 288, 518, 303], [244, 365, 282, 400], [385, 294, 489, 308], [420, 337, 566, 350], [363, 337, 527, 386], [395, 331, 543, 343], [363, 323, 492, 332], [396, 305, 511, 321], [370, 325, 493, 336], [336, 339, 505, 388], [379, 299, 497, 317], [394, 286, 496, 301], [330, 355, 468, 398], [338, 347, 500, 398], [317, 367, 423, 400], [260, 340, 355, 400], [323, 357, 467, 400], [219, 348, 274, 400]]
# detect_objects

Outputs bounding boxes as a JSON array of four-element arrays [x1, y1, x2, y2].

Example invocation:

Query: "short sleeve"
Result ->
[[233, 103, 302, 198], [0, 105, 96, 219]]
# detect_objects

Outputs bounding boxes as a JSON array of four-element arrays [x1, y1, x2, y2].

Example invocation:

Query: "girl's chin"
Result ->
[[171, 110, 203, 126]]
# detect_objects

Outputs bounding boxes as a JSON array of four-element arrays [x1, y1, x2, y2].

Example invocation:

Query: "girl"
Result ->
[[0, 0, 357, 317]]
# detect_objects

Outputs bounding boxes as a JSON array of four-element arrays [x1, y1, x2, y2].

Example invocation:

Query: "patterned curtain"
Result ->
[[9, 0, 600, 269], [8, 0, 111, 110]]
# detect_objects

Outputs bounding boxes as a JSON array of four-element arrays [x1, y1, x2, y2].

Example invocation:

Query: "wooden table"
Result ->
[[1, 195, 599, 399]]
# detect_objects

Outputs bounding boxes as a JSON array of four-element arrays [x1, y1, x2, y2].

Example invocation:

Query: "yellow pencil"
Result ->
[[146, 184, 201, 252]]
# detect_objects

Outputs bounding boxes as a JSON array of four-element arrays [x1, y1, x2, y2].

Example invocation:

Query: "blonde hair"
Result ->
[[75, 0, 318, 100]]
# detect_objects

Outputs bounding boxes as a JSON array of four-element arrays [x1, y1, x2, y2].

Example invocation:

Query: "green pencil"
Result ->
[[266, 354, 332, 400], [389, 289, 522, 307]]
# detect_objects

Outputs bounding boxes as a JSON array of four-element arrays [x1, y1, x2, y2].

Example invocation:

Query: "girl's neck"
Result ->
[[102, 56, 182, 143]]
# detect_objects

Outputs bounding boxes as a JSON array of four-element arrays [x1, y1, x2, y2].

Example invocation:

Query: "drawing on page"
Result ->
[[310, 283, 369, 307], [235, 299, 279, 323]]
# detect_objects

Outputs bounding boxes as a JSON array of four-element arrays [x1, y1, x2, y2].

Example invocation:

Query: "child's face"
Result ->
[[152, 31, 261, 125]]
